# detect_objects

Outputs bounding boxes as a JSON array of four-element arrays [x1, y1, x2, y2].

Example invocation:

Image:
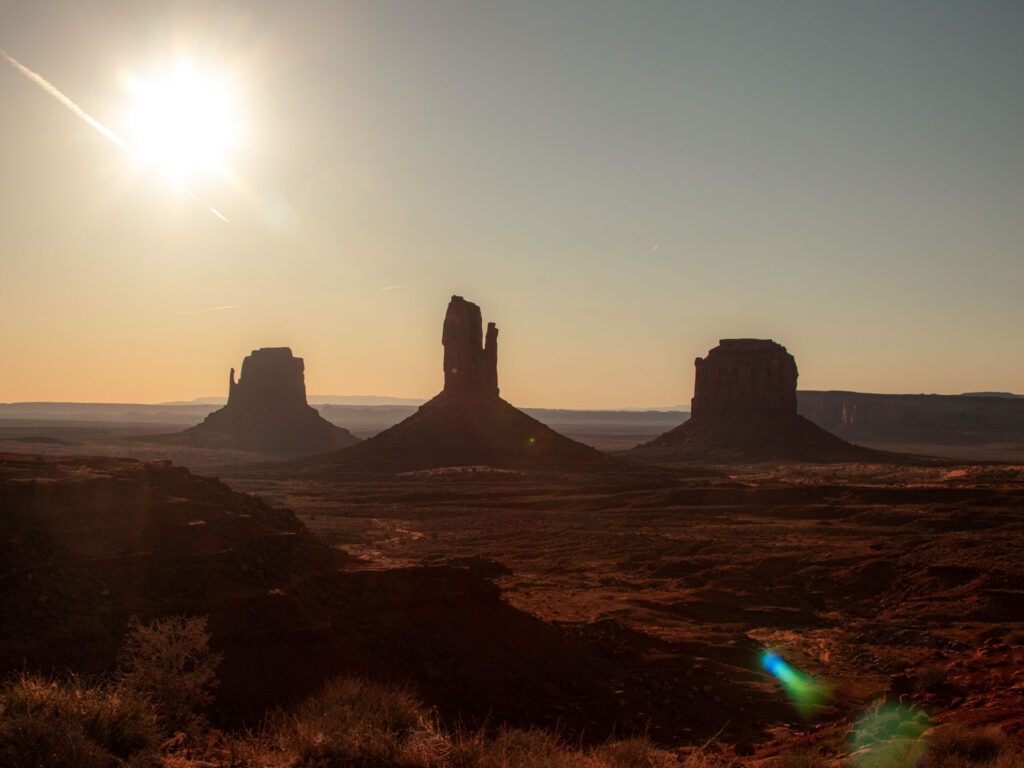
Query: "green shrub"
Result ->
[[850, 700, 931, 768], [116, 615, 221, 735], [0, 674, 160, 768]]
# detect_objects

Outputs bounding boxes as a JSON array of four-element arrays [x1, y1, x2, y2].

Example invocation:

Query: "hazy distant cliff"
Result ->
[[798, 391, 1024, 445]]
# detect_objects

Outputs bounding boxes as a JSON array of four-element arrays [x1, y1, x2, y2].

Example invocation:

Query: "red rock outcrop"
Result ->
[[630, 339, 892, 463], [164, 347, 358, 457], [227, 346, 309, 411], [692, 339, 798, 416], [304, 296, 616, 472], [443, 295, 499, 397]]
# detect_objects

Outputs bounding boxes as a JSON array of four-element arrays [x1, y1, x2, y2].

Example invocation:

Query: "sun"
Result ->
[[122, 61, 240, 185]]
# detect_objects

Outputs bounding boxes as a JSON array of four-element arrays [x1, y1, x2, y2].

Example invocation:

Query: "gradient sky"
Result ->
[[1, 0, 1022, 408]]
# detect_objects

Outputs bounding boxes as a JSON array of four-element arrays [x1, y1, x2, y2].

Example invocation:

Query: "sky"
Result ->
[[1, 0, 1022, 409]]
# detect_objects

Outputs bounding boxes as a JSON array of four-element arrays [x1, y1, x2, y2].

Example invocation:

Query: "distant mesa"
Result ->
[[691, 339, 798, 417], [797, 389, 1024, 445], [161, 347, 359, 457], [629, 339, 888, 463], [304, 296, 615, 472], [961, 391, 1024, 399]]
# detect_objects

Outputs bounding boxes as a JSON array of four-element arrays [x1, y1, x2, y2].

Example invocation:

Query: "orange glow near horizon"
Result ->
[[1, 3, 1022, 408]]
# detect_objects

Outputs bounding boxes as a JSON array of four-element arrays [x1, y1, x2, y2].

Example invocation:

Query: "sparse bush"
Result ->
[[278, 676, 446, 767], [677, 750, 732, 768], [850, 700, 931, 768], [116, 615, 221, 735], [448, 726, 587, 768], [924, 724, 1021, 767], [594, 736, 680, 768], [274, 682, 693, 768], [0, 673, 160, 768]]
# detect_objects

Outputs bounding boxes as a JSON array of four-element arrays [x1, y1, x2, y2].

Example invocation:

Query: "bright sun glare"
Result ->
[[122, 61, 239, 185]]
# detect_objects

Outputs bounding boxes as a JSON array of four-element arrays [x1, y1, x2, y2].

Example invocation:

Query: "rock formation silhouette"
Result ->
[[692, 339, 798, 416], [306, 296, 615, 472], [630, 339, 887, 463], [443, 295, 499, 397], [164, 347, 358, 457]]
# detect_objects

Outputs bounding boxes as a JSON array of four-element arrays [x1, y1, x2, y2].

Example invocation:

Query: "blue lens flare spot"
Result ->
[[761, 651, 785, 676], [759, 649, 830, 718]]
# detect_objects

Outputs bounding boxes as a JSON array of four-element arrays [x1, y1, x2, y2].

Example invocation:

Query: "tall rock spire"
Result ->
[[442, 295, 499, 397], [303, 294, 615, 472]]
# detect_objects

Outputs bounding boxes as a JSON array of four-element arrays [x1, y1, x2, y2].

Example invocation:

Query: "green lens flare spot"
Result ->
[[850, 701, 931, 768], [760, 650, 830, 717]]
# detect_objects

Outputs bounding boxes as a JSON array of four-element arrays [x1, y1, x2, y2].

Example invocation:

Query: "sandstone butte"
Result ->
[[164, 347, 359, 457], [630, 339, 891, 463]]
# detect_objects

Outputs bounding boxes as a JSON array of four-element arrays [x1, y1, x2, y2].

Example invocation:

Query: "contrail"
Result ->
[[1, 47, 228, 222], [180, 186, 229, 222], [1, 47, 135, 156]]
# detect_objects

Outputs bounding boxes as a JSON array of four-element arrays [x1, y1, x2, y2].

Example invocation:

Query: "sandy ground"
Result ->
[[2, 425, 1023, 757], [224, 460, 1024, 752]]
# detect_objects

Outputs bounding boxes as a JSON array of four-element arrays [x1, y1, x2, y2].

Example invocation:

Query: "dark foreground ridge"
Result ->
[[0, 452, 775, 741], [157, 347, 358, 457], [630, 339, 897, 463], [303, 296, 618, 472]]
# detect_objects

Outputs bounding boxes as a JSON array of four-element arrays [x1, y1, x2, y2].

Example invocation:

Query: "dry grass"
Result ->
[[249, 678, 725, 768], [271, 677, 448, 767], [7, 664, 1019, 768], [116, 616, 221, 736], [591, 737, 684, 768], [923, 725, 1023, 768], [845, 721, 1023, 768], [0, 673, 161, 768]]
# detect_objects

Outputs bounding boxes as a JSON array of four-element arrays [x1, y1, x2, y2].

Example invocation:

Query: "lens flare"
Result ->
[[1, 48, 228, 220], [850, 702, 931, 768], [121, 60, 240, 185], [760, 650, 830, 717]]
